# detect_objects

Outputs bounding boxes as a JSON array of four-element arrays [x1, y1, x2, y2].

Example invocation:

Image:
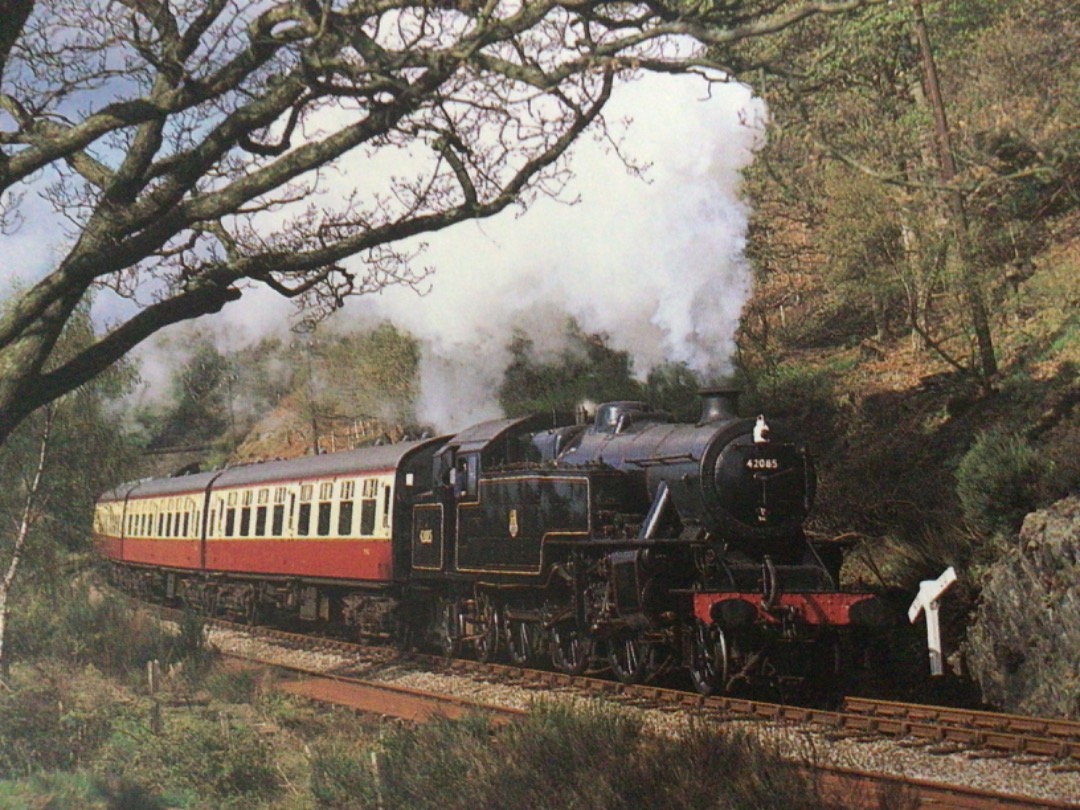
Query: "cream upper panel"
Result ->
[[207, 473, 395, 541]]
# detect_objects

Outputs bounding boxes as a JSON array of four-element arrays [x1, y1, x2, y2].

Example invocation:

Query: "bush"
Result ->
[[7, 583, 212, 683], [955, 430, 1052, 537], [93, 709, 283, 808], [744, 361, 836, 420], [310, 747, 377, 809], [0, 665, 120, 779], [205, 668, 260, 705], [323, 702, 822, 810]]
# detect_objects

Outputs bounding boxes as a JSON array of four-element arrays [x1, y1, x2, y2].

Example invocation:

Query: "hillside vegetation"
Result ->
[[731, 0, 1080, 710]]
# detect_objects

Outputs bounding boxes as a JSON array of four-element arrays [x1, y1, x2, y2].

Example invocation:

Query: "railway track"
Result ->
[[841, 696, 1080, 761], [139, 600, 1080, 808], [222, 652, 525, 724], [156, 601, 1080, 762]]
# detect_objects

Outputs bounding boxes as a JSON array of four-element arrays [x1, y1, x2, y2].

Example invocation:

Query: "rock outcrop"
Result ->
[[965, 496, 1080, 718]]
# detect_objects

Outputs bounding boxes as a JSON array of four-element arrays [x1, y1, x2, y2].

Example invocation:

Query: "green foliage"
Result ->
[[158, 715, 281, 805], [743, 361, 836, 419], [148, 337, 231, 450], [0, 772, 172, 810], [956, 430, 1052, 537], [644, 362, 704, 421], [320, 702, 819, 810], [818, 167, 906, 338], [0, 665, 120, 780], [310, 746, 377, 808], [204, 668, 260, 705], [93, 708, 282, 808], [0, 305, 138, 554], [499, 321, 643, 416], [740, 0, 1078, 374], [7, 583, 211, 682]]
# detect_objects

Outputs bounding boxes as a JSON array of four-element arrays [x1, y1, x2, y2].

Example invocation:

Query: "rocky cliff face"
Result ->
[[965, 496, 1080, 718]]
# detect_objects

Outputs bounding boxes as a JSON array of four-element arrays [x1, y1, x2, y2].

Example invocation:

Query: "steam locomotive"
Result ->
[[94, 389, 891, 693]]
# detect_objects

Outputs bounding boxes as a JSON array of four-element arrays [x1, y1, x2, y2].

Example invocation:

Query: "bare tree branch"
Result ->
[[0, 0, 883, 446]]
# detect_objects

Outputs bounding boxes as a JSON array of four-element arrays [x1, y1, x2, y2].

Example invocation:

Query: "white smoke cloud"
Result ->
[[121, 73, 765, 433], [351, 74, 765, 430]]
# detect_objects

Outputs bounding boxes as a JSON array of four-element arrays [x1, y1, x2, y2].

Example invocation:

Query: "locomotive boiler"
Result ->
[[94, 389, 890, 694]]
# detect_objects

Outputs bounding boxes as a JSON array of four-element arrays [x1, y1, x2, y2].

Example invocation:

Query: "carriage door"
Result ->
[[411, 446, 457, 572]]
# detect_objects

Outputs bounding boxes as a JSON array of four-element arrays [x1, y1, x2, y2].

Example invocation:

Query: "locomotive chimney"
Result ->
[[697, 387, 740, 425]]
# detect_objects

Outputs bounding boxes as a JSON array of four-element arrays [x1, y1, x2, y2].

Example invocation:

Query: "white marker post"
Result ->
[[908, 566, 958, 677]]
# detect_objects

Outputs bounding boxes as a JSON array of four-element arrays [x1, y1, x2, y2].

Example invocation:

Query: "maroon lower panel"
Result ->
[[204, 538, 395, 582]]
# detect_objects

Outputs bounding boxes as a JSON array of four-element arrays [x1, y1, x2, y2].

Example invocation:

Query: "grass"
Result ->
[[0, 603, 836, 810]]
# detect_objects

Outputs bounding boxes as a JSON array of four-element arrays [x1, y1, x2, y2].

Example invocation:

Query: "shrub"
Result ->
[[744, 362, 836, 420], [93, 709, 283, 808], [310, 746, 377, 809], [955, 430, 1052, 537], [0, 665, 120, 779], [7, 583, 212, 684], [205, 668, 260, 705], [336, 702, 821, 810]]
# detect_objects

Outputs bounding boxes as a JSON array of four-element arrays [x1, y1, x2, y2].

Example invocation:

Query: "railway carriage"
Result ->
[[95, 438, 446, 632], [96, 390, 894, 693]]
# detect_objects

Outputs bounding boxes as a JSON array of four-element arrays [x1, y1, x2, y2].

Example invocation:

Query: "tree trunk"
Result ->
[[0, 407, 53, 674], [911, 0, 997, 384]]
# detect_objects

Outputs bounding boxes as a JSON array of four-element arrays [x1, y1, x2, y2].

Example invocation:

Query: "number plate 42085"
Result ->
[[745, 458, 780, 470]]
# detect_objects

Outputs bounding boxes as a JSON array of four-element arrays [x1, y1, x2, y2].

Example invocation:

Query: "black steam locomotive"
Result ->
[[96, 389, 889, 693]]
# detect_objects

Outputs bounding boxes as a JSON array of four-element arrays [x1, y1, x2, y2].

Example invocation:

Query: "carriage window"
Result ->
[[319, 482, 334, 500], [338, 500, 354, 535], [382, 484, 392, 528], [255, 506, 267, 536], [272, 504, 285, 536], [300, 484, 314, 502], [240, 507, 251, 536], [317, 502, 332, 536], [183, 513, 190, 538], [225, 508, 236, 537], [360, 499, 377, 536], [298, 503, 312, 535], [258, 488, 270, 505], [274, 487, 287, 504]]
